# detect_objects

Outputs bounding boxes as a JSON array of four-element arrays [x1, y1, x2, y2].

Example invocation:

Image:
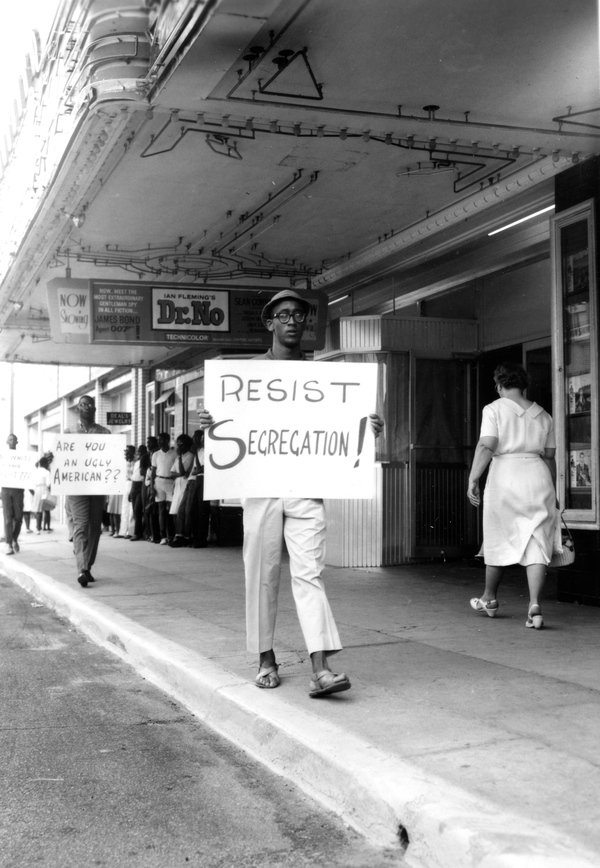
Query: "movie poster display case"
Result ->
[[552, 199, 599, 528]]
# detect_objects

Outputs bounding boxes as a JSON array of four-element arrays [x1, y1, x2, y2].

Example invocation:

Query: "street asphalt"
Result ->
[[0, 575, 395, 868], [2, 524, 599, 868]]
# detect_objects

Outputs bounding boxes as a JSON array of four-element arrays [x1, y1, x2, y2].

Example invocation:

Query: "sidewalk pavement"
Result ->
[[2, 525, 599, 868]]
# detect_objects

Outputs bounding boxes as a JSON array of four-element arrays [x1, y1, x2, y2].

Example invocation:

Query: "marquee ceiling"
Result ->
[[0, 0, 598, 366]]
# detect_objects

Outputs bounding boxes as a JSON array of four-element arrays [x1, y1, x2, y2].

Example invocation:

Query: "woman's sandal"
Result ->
[[254, 664, 280, 689], [526, 606, 544, 630], [470, 597, 499, 618], [309, 670, 351, 698]]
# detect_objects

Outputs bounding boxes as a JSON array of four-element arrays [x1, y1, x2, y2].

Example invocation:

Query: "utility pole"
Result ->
[[9, 361, 14, 433]]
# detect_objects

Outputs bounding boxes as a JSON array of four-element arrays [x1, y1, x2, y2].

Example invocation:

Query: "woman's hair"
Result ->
[[494, 362, 529, 392], [139, 452, 152, 474], [176, 433, 193, 452]]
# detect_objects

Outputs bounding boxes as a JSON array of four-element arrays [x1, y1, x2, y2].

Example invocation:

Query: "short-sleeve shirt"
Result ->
[[152, 448, 176, 477], [480, 398, 555, 456]]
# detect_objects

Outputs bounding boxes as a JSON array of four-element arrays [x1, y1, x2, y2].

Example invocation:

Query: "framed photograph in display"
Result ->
[[565, 250, 590, 295], [568, 373, 591, 414], [566, 300, 590, 341], [570, 448, 592, 488]]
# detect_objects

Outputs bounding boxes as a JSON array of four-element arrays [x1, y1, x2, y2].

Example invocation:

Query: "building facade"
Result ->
[[4, 1, 599, 593]]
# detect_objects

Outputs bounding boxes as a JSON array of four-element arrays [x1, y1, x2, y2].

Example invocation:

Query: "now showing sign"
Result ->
[[203, 359, 378, 500]]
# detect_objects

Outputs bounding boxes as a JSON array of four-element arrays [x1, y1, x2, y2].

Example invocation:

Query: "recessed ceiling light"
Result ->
[[328, 294, 349, 306], [488, 205, 555, 236]]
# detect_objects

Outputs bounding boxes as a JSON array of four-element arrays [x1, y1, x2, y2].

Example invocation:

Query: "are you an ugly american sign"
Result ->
[[203, 359, 378, 500]]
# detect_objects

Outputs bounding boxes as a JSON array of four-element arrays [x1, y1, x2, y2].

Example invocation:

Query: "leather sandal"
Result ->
[[309, 670, 351, 698], [470, 597, 499, 617], [254, 664, 280, 689]]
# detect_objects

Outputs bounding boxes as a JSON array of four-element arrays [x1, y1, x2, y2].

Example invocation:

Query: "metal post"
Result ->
[[9, 362, 14, 434]]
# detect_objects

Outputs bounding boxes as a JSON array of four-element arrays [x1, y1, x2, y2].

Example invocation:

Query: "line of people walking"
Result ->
[[102, 431, 211, 548], [1, 297, 563, 703]]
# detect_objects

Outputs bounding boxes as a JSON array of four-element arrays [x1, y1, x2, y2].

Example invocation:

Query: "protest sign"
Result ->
[[203, 359, 378, 499], [45, 434, 129, 495], [0, 451, 38, 488]]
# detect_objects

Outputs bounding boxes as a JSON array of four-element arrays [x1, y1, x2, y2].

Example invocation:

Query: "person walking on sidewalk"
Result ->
[[168, 433, 195, 547], [143, 436, 160, 542], [120, 444, 137, 538], [199, 290, 383, 698], [64, 395, 110, 588], [42, 451, 55, 531], [186, 430, 211, 548], [467, 362, 558, 630], [1, 434, 24, 555], [151, 433, 175, 544], [169, 430, 211, 548], [31, 455, 51, 534], [129, 445, 148, 541]]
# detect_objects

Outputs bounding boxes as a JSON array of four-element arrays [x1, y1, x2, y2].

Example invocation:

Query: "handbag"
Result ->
[[549, 511, 575, 568], [41, 494, 57, 511]]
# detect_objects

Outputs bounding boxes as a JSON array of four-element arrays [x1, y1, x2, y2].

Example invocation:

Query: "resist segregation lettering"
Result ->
[[208, 423, 350, 470], [220, 375, 361, 404]]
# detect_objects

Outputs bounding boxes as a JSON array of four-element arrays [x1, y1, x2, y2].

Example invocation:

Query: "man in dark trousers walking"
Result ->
[[1, 433, 24, 555], [65, 395, 110, 587]]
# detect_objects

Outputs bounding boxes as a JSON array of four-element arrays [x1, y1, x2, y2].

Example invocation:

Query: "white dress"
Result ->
[[31, 467, 51, 514], [480, 398, 557, 566], [120, 460, 135, 534], [169, 452, 194, 515]]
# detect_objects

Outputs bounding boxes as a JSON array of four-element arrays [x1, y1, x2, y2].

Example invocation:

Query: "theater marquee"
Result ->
[[47, 279, 325, 349]]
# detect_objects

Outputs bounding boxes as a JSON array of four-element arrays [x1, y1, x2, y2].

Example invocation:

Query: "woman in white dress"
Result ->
[[467, 362, 557, 629], [31, 456, 52, 534], [168, 434, 194, 546]]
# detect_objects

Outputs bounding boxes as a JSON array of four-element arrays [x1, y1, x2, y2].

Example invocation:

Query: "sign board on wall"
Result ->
[[203, 359, 378, 500], [47, 279, 326, 349], [106, 412, 132, 425], [46, 279, 92, 344]]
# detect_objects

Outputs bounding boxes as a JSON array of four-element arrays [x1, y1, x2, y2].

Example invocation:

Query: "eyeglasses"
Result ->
[[271, 310, 307, 324]]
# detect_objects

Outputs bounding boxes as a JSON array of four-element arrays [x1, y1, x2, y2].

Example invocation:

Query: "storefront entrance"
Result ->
[[412, 344, 552, 560], [413, 358, 479, 558]]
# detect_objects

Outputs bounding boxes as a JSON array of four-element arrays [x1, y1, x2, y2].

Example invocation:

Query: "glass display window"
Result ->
[[551, 199, 598, 526]]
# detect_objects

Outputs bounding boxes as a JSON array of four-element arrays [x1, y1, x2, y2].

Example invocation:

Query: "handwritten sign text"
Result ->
[[46, 434, 128, 495], [203, 360, 378, 499]]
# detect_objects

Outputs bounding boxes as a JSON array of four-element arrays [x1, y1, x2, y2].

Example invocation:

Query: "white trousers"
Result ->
[[241, 497, 342, 656]]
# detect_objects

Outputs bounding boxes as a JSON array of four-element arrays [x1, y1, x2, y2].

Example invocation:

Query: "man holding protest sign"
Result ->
[[199, 290, 383, 698], [64, 395, 110, 588], [1, 434, 25, 555]]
